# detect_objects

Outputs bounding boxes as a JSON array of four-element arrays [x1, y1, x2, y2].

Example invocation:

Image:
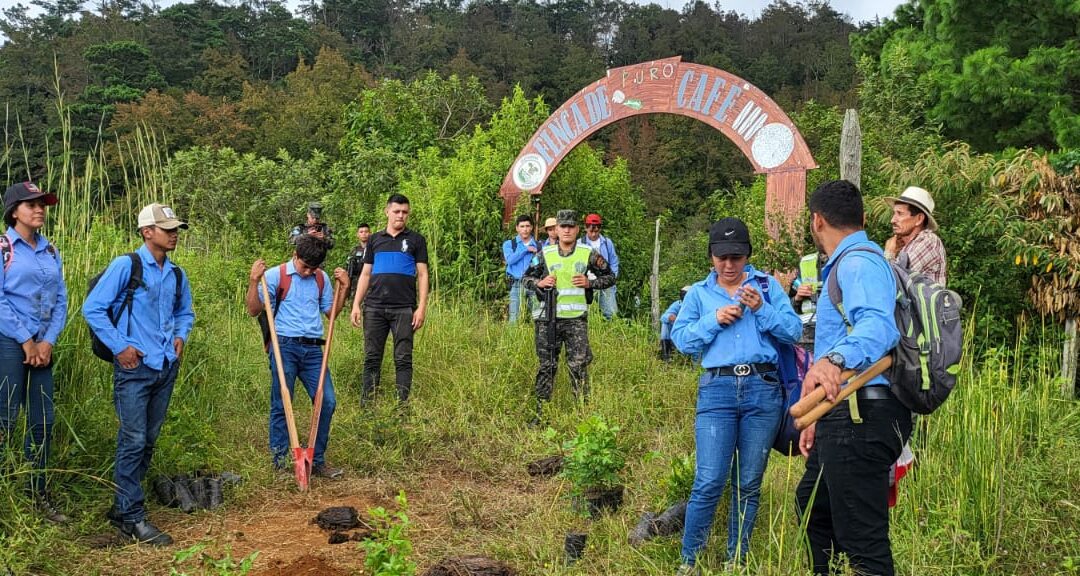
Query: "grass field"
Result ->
[[1, 118, 1078, 575], [2, 252, 1079, 575]]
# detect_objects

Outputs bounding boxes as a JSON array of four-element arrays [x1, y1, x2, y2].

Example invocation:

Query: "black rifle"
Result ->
[[542, 286, 559, 364]]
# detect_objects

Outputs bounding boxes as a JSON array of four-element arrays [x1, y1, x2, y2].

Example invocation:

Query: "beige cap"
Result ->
[[884, 186, 938, 231], [137, 203, 188, 230], [544, 217, 557, 229]]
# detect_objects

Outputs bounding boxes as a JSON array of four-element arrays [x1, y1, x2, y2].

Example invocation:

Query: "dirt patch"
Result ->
[[251, 554, 348, 576], [421, 556, 517, 576]]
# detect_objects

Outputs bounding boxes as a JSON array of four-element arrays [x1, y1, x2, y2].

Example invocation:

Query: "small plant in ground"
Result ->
[[361, 491, 416, 576], [559, 414, 625, 498], [168, 543, 259, 576], [659, 453, 695, 506]]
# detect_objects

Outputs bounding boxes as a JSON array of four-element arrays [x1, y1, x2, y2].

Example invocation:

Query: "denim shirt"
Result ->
[[578, 235, 620, 276], [0, 229, 68, 345], [817, 231, 899, 387], [258, 260, 333, 339], [502, 236, 538, 280], [661, 300, 682, 327], [82, 245, 195, 370], [672, 266, 802, 368]]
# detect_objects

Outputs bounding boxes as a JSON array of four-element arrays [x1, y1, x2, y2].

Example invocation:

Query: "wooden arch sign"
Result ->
[[500, 56, 816, 227]]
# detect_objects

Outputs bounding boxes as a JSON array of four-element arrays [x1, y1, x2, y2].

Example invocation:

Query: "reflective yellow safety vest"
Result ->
[[543, 243, 592, 319]]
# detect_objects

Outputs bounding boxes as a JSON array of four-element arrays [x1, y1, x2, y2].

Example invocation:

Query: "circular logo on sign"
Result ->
[[751, 123, 795, 169], [513, 154, 547, 191]]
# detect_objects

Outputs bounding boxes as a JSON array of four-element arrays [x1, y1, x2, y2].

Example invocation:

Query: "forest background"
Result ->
[[0, 0, 1079, 574]]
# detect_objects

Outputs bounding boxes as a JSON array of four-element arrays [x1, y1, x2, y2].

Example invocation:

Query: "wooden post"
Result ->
[[650, 218, 661, 331], [1064, 317, 1079, 398], [840, 109, 862, 190]]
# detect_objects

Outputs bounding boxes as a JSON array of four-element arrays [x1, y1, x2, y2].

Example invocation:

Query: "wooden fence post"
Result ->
[[1065, 317, 1079, 398], [651, 218, 661, 331], [841, 109, 862, 190]]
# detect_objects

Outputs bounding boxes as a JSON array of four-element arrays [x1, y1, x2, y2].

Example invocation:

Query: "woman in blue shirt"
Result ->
[[0, 182, 68, 523], [671, 218, 801, 574]]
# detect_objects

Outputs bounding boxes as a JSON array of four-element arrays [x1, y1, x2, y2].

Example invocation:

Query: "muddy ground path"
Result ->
[[74, 464, 549, 576]]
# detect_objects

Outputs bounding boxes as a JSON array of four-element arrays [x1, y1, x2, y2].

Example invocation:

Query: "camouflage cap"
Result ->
[[556, 209, 578, 226]]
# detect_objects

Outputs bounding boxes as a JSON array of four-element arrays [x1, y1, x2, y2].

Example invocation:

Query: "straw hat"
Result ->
[[884, 186, 938, 231]]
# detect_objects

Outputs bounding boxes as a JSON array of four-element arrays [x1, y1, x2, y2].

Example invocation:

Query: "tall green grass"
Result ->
[[0, 91, 1078, 576]]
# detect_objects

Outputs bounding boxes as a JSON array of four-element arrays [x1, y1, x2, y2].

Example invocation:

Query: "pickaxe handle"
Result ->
[[793, 356, 893, 430]]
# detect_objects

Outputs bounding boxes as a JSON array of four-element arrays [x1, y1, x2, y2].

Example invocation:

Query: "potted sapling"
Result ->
[[560, 414, 626, 517]]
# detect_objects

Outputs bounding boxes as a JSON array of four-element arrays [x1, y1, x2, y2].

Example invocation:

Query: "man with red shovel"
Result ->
[[246, 235, 348, 483]]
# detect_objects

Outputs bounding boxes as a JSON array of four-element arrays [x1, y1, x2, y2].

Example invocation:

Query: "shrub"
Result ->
[[557, 415, 626, 497]]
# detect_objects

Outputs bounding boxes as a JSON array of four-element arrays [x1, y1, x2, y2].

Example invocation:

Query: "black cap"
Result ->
[[4, 182, 57, 217], [708, 217, 752, 258]]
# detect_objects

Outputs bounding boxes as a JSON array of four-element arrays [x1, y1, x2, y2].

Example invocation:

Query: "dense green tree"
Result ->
[[855, 0, 1080, 150]]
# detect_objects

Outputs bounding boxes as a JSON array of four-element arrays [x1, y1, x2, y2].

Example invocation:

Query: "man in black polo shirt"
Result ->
[[350, 194, 429, 405]]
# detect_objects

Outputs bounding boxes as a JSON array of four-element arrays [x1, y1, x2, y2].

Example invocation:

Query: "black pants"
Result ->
[[362, 307, 414, 403], [794, 392, 912, 576]]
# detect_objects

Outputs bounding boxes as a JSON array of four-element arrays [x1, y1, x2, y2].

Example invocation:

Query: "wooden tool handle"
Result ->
[[788, 368, 857, 418], [794, 356, 893, 430], [308, 279, 346, 448], [262, 277, 300, 450]]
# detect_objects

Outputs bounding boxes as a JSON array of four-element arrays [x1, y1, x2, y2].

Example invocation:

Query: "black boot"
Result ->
[[660, 340, 672, 362]]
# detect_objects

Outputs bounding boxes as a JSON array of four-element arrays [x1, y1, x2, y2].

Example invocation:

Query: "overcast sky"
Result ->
[[0, 0, 904, 25]]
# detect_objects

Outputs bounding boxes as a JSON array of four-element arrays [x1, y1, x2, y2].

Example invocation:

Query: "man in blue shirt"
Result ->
[[503, 214, 539, 323], [579, 213, 620, 320], [245, 235, 349, 481], [83, 203, 195, 546], [794, 180, 909, 576]]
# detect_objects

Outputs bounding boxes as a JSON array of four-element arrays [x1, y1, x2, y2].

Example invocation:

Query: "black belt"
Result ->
[[279, 336, 326, 346], [856, 386, 894, 401], [707, 363, 777, 377]]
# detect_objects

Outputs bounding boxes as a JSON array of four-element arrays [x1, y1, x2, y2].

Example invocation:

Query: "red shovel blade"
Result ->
[[294, 446, 313, 491]]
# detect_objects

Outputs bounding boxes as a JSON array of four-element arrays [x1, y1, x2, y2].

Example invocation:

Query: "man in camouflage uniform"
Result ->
[[521, 210, 615, 423]]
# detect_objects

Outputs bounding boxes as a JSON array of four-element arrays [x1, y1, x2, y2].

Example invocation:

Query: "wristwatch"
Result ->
[[825, 351, 846, 369]]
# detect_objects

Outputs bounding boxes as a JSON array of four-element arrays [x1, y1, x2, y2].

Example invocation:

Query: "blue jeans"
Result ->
[[0, 336, 55, 495], [113, 358, 180, 523], [508, 278, 535, 324], [597, 285, 617, 320], [682, 371, 784, 565], [269, 337, 336, 467]]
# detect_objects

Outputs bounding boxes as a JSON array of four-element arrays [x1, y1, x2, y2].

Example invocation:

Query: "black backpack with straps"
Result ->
[[87, 253, 184, 362]]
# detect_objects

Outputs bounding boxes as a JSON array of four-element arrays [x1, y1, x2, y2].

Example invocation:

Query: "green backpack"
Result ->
[[827, 247, 963, 414]]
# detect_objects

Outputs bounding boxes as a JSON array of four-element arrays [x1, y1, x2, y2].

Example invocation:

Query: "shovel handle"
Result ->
[[261, 278, 301, 452], [306, 279, 347, 460], [794, 356, 893, 430]]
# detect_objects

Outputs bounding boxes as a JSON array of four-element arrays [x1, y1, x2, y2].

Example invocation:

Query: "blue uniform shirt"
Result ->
[[672, 266, 801, 368], [0, 229, 68, 345], [82, 244, 195, 370], [502, 236, 538, 279], [661, 300, 682, 327], [258, 260, 333, 339], [579, 235, 620, 276], [816, 231, 899, 387]]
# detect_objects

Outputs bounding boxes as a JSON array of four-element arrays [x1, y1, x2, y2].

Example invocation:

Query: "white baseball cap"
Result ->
[[137, 203, 188, 230]]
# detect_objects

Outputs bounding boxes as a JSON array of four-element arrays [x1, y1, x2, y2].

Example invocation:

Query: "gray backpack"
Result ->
[[827, 247, 963, 414]]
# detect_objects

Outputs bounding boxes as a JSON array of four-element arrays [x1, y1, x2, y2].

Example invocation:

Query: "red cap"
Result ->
[[584, 213, 602, 225]]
